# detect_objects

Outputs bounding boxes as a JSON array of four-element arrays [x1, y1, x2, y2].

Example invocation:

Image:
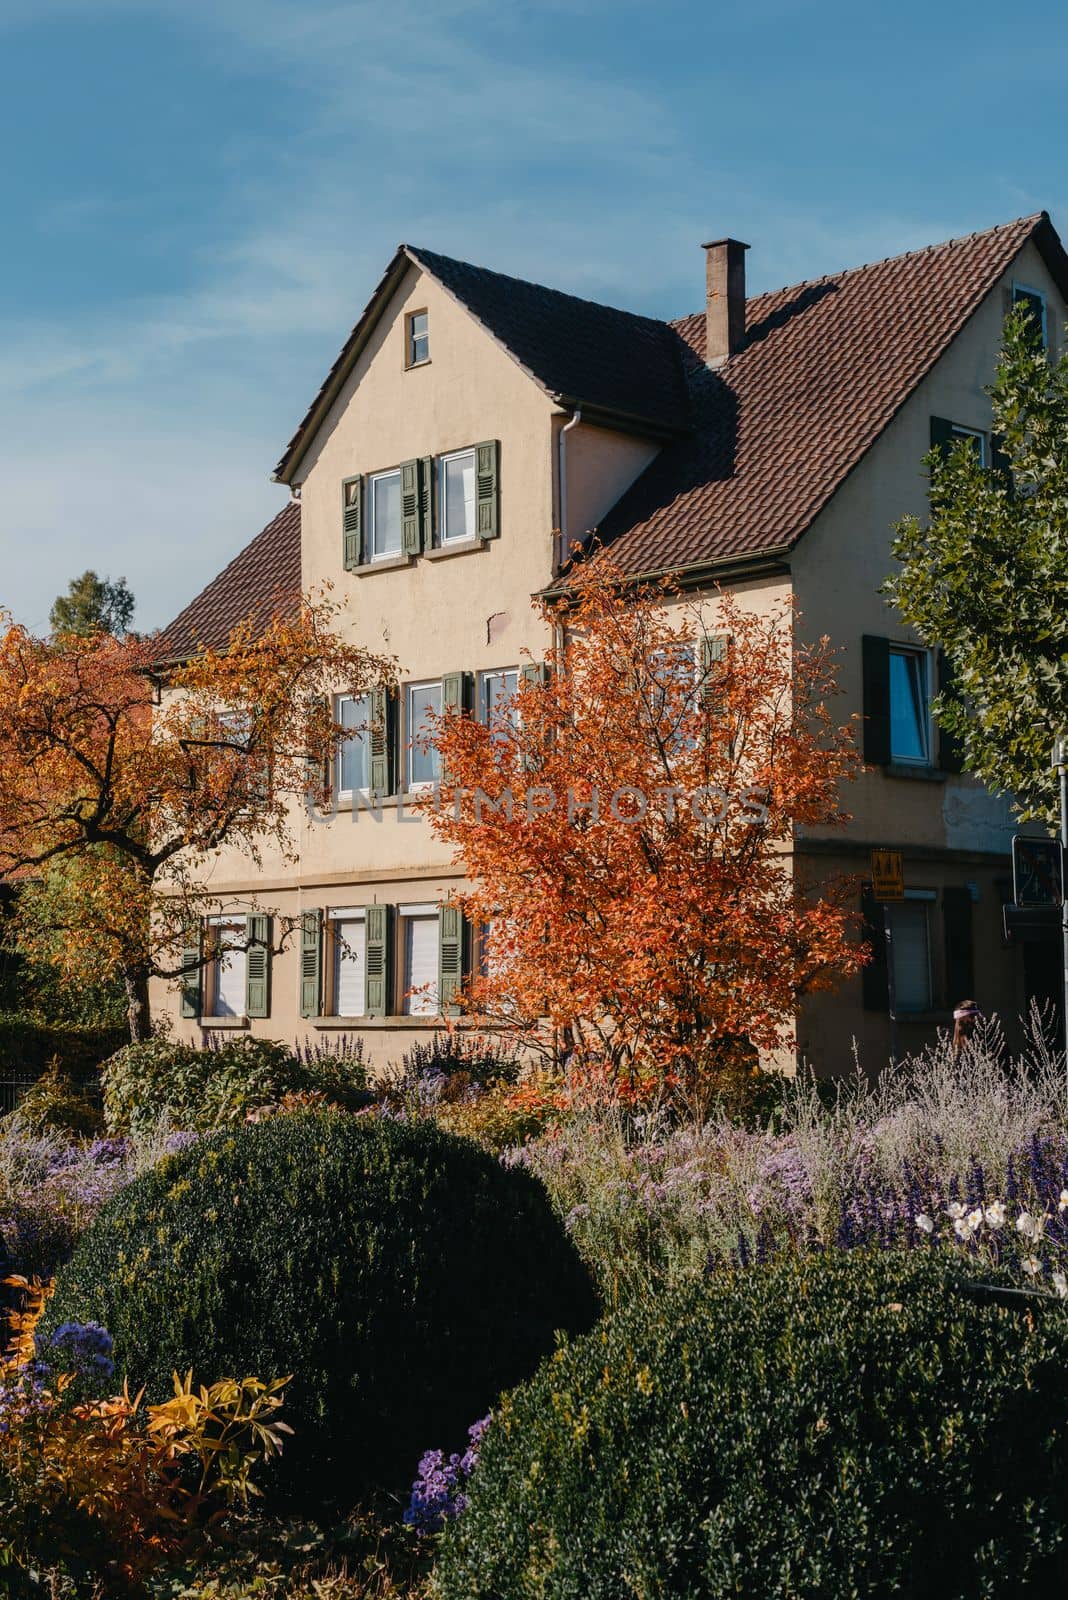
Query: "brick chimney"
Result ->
[[702, 238, 749, 367]]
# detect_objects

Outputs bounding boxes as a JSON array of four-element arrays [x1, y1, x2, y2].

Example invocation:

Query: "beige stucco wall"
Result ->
[[789, 238, 1066, 1071], [557, 417, 659, 555]]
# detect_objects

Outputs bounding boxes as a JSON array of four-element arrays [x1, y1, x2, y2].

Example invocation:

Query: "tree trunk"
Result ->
[[123, 968, 153, 1042]]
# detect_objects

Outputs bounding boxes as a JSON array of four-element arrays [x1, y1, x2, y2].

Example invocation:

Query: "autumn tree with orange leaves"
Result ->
[[0, 601, 391, 1039], [424, 565, 864, 1088]]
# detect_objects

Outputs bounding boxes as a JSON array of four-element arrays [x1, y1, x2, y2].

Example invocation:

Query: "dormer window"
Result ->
[[406, 310, 429, 367]]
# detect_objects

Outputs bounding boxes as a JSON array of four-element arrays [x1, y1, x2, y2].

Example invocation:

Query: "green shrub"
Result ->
[[44, 1112, 599, 1509], [0, 1013, 126, 1080], [12, 1060, 103, 1139], [435, 1249, 1068, 1599], [102, 1036, 370, 1135]]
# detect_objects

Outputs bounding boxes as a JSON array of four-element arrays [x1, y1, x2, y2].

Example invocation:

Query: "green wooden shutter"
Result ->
[[700, 634, 729, 708], [300, 910, 322, 1018], [420, 456, 434, 551], [401, 459, 422, 556], [861, 887, 888, 1012], [439, 903, 466, 1016], [304, 694, 332, 798], [245, 914, 271, 1019], [342, 475, 363, 570], [475, 440, 499, 539], [442, 671, 473, 715], [861, 635, 891, 766], [365, 903, 394, 1018], [369, 686, 395, 798], [936, 650, 964, 774], [929, 416, 954, 463], [943, 885, 974, 1005], [179, 923, 202, 1019]]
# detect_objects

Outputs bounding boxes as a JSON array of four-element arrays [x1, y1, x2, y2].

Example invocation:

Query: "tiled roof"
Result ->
[[167, 213, 1066, 652], [274, 243, 692, 482], [404, 246, 691, 435], [575, 212, 1065, 579], [154, 500, 301, 662]]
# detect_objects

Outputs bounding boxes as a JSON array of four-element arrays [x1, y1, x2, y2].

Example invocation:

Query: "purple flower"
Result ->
[[42, 1319, 115, 1382], [403, 1415, 490, 1533]]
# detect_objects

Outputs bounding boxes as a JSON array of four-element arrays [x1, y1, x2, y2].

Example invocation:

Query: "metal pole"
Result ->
[[884, 904, 900, 1067]]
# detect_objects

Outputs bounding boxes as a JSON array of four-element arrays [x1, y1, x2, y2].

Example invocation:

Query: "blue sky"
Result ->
[[3, 0, 1066, 633]]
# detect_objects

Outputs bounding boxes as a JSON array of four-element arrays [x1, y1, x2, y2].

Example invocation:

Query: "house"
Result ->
[[154, 211, 1068, 1074]]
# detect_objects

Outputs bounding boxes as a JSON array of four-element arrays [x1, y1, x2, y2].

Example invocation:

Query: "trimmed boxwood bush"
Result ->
[[102, 1035, 370, 1136], [435, 1249, 1068, 1598], [43, 1111, 598, 1507]]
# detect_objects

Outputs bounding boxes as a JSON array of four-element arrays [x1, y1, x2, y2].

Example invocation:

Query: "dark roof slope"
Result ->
[[274, 244, 691, 481], [404, 245, 691, 434], [577, 212, 1064, 579], [155, 500, 301, 661]]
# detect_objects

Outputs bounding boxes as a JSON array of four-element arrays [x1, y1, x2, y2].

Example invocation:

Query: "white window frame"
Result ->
[[406, 679, 443, 791], [335, 693, 371, 798], [206, 915, 246, 1019], [478, 667, 520, 742], [406, 309, 429, 368], [439, 448, 478, 545], [1012, 281, 1048, 346], [369, 468, 402, 562], [948, 424, 987, 466], [327, 906, 366, 1018], [888, 644, 933, 767], [399, 902, 439, 1017]]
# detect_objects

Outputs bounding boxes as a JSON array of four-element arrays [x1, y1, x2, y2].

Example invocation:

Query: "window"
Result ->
[[887, 897, 933, 1013], [369, 469, 402, 560], [335, 694, 370, 795], [440, 449, 477, 543], [209, 920, 246, 1018], [948, 424, 986, 465], [1012, 282, 1047, 347], [478, 668, 519, 744], [329, 908, 366, 1017], [401, 903, 439, 1015], [406, 310, 429, 367], [406, 680, 443, 788], [888, 646, 931, 765], [649, 643, 698, 747]]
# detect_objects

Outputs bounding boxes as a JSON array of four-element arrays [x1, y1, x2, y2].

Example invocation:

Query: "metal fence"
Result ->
[[0, 1071, 103, 1117]]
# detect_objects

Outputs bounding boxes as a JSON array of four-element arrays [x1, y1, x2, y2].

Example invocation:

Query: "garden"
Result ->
[[2, 1018, 1068, 1597]]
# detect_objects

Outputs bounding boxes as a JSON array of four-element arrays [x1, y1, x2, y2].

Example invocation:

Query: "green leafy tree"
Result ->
[[887, 310, 1068, 826], [50, 570, 136, 639]]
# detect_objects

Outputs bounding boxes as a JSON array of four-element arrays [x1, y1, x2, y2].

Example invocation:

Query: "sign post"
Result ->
[[871, 849, 904, 1066]]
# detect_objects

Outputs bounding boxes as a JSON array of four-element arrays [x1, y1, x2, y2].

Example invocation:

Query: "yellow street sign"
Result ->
[[871, 849, 904, 901]]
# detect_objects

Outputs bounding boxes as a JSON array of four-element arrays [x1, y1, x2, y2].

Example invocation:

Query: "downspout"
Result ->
[[556, 408, 582, 572]]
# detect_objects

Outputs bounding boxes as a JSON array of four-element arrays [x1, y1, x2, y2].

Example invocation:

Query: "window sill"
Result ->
[[405, 358, 432, 371], [424, 539, 488, 562], [884, 763, 947, 784], [312, 1015, 444, 1030], [354, 554, 414, 576], [199, 1016, 250, 1030]]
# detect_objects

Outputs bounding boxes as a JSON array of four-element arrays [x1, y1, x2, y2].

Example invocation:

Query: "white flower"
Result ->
[[947, 1201, 966, 1221], [1059, 1190, 1068, 1213], [915, 1213, 935, 1235], [967, 1207, 983, 1232], [953, 1218, 972, 1241], [984, 1202, 1006, 1229], [1052, 1271, 1068, 1299], [1022, 1256, 1043, 1277], [1016, 1211, 1046, 1242]]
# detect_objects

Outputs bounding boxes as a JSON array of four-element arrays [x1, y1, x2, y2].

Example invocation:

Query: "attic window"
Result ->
[[1012, 283, 1047, 347], [406, 310, 429, 367]]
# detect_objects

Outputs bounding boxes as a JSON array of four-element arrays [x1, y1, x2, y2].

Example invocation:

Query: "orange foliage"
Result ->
[[423, 562, 865, 1086], [0, 597, 392, 1034]]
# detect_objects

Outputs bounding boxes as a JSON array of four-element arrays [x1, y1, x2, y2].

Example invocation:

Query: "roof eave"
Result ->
[[539, 544, 793, 601]]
